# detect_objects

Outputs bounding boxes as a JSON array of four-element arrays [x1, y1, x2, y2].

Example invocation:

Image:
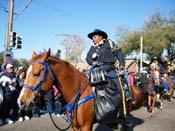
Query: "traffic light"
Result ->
[[15, 35, 22, 49], [10, 32, 16, 47]]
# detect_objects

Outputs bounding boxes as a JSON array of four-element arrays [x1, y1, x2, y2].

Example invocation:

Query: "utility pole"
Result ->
[[140, 36, 143, 72], [3, 0, 14, 64], [6, 0, 14, 51]]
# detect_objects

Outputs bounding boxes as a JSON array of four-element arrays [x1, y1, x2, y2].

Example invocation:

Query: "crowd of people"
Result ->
[[0, 63, 64, 126]]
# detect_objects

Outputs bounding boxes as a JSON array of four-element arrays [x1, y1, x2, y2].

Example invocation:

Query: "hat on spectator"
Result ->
[[6, 63, 13, 69], [141, 70, 147, 74], [153, 56, 158, 60], [18, 66, 23, 70]]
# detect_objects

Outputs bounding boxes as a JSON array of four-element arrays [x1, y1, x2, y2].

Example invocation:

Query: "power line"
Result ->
[[33, 0, 92, 23], [14, 0, 33, 21], [33, 0, 113, 31]]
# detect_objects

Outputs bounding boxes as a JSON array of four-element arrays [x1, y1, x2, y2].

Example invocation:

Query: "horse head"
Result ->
[[18, 48, 90, 111], [18, 48, 96, 131], [18, 48, 54, 110]]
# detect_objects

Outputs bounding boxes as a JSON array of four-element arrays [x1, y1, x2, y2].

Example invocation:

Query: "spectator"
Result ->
[[53, 85, 65, 116], [128, 72, 135, 86], [4, 54, 13, 65], [0, 85, 3, 125], [16, 67, 30, 122], [44, 87, 55, 113], [0, 64, 17, 124]]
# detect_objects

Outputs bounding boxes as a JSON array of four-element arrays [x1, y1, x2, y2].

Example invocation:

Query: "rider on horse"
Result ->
[[150, 57, 163, 85], [86, 29, 131, 124]]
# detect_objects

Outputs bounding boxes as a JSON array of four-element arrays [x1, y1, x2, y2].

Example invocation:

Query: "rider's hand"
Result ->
[[92, 61, 98, 65], [119, 70, 124, 75], [120, 65, 125, 70]]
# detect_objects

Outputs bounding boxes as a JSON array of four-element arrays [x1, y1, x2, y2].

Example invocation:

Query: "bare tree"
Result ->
[[58, 33, 86, 63]]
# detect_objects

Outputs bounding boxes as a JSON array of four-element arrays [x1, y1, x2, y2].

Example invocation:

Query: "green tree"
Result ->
[[0, 53, 4, 64], [13, 58, 29, 68], [117, 10, 175, 59]]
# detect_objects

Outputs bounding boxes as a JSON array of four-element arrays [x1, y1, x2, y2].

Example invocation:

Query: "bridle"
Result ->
[[22, 59, 74, 130], [23, 60, 55, 92], [22, 59, 95, 130]]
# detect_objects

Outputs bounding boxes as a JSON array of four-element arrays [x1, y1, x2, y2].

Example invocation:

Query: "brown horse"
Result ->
[[128, 85, 147, 113], [147, 73, 165, 112], [17, 49, 147, 131], [147, 74, 158, 113]]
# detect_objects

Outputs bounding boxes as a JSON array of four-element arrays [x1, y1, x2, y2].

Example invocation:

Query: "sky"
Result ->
[[0, 0, 174, 61]]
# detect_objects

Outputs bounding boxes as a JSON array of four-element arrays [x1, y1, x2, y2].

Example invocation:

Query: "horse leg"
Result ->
[[71, 124, 92, 131], [80, 126, 93, 131], [71, 127, 79, 131], [71, 120, 93, 131], [152, 95, 157, 113], [159, 95, 164, 109], [148, 95, 152, 112], [169, 85, 174, 101], [172, 87, 174, 99]]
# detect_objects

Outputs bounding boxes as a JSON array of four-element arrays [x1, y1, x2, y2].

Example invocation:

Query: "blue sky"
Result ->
[[0, 0, 174, 61]]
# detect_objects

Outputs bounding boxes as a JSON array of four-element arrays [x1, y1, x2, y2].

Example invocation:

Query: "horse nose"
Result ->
[[18, 99, 26, 109], [20, 100, 24, 106]]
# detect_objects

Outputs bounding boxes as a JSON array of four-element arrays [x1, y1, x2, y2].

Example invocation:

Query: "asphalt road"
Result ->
[[0, 99, 175, 131]]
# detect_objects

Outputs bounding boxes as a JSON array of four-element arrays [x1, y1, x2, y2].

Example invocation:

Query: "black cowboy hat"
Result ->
[[87, 29, 108, 39]]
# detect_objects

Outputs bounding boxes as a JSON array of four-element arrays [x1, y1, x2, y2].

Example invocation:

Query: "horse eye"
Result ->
[[33, 72, 40, 77]]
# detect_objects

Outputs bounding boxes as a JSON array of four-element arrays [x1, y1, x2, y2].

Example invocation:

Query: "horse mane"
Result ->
[[30, 50, 87, 78], [49, 55, 88, 78]]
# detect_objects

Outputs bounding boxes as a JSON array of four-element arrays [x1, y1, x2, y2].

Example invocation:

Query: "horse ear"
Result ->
[[47, 48, 51, 55], [42, 48, 51, 60], [46, 48, 51, 58], [32, 51, 37, 58]]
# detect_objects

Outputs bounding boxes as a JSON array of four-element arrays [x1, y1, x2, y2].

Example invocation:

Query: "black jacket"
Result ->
[[86, 40, 125, 67]]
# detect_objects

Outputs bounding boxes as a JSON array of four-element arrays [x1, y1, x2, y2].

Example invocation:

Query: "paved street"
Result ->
[[0, 99, 175, 131], [130, 99, 175, 131]]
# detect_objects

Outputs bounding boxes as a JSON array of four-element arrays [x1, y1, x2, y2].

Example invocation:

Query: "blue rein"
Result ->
[[23, 60, 55, 92], [24, 59, 95, 123]]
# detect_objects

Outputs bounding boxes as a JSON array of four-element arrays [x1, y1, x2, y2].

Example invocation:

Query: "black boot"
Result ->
[[124, 116, 133, 127]]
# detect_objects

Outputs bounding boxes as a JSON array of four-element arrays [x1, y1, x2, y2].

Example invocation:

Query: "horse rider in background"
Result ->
[[150, 57, 163, 85]]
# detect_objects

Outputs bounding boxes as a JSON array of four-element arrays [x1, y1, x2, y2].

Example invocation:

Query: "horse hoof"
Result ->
[[148, 108, 152, 112], [159, 106, 163, 109], [168, 99, 172, 102]]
